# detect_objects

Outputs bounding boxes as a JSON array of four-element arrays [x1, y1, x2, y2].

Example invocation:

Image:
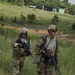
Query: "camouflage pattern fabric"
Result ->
[[12, 46, 25, 75], [11, 28, 30, 75], [37, 62, 53, 75], [35, 35, 57, 75], [45, 36, 56, 56]]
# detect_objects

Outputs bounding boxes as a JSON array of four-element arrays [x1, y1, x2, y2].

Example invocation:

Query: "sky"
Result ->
[[68, 0, 75, 5]]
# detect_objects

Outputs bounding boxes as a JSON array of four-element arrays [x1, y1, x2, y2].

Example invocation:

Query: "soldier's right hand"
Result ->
[[14, 43, 19, 47]]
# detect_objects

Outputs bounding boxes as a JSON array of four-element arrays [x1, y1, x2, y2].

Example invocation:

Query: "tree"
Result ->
[[63, 0, 68, 4], [24, 0, 33, 6], [68, 6, 75, 15]]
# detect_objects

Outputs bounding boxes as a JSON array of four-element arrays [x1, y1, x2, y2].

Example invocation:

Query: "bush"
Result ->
[[13, 17, 17, 23], [27, 14, 36, 24], [0, 15, 5, 21], [51, 15, 59, 25], [72, 23, 75, 30], [18, 14, 26, 24], [0, 14, 8, 22]]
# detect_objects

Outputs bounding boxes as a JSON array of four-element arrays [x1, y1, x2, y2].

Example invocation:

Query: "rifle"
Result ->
[[41, 38, 62, 75], [43, 47, 62, 75], [21, 42, 35, 59], [18, 42, 32, 56]]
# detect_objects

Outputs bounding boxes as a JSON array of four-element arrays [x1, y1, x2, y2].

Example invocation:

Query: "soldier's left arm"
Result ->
[[35, 36, 44, 55]]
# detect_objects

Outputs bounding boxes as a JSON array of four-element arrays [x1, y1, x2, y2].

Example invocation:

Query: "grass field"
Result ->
[[0, 3, 75, 75], [0, 2, 75, 34], [0, 34, 75, 75], [0, 3, 75, 21]]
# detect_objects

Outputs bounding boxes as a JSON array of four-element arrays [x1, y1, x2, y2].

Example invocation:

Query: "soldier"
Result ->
[[12, 28, 31, 75], [34, 24, 58, 75]]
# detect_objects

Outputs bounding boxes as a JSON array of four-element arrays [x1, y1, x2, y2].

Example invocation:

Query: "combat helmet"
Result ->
[[47, 24, 57, 32], [20, 28, 28, 35]]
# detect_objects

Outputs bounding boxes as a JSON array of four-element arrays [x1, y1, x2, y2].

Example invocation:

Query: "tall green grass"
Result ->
[[0, 36, 12, 75], [0, 34, 75, 75], [58, 40, 75, 75], [0, 25, 75, 75], [0, 35, 38, 75]]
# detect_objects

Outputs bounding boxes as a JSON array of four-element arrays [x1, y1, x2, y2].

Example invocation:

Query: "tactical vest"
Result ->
[[42, 35, 58, 64], [15, 37, 31, 57]]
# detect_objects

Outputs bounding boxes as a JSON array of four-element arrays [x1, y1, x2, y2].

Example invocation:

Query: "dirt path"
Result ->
[[57, 34, 75, 42], [1, 25, 75, 42], [3, 25, 47, 34]]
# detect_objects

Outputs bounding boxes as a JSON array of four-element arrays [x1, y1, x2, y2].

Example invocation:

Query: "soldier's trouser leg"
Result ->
[[19, 57, 25, 72], [12, 57, 25, 75], [12, 58, 20, 75], [37, 62, 46, 75], [45, 63, 53, 75]]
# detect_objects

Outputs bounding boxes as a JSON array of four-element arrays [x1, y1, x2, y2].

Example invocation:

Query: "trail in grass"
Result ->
[[1, 25, 75, 42]]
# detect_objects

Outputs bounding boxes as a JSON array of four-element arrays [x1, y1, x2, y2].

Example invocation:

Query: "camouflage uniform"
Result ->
[[35, 25, 58, 75], [12, 28, 30, 75]]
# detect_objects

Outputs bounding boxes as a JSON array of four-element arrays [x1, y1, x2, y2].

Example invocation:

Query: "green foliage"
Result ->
[[58, 40, 75, 75], [27, 14, 36, 21], [27, 14, 36, 24], [0, 14, 8, 21], [34, 0, 45, 9], [51, 15, 59, 25], [58, 40, 73, 47], [29, 34, 40, 41], [13, 16, 17, 23], [68, 6, 75, 15], [72, 23, 75, 30], [18, 14, 26, 24], [0, 3, 75, 34], [0, 0, 72, 11], [36, 18, 51, 27], [0, 34, 75, 75], [0, 35, 37, 75], [57, 20, 73, 34], [63, 0, 68, 4], [0, 27, 19, 39], [0, 15, 5, 21], [0, 36, 12, 75]]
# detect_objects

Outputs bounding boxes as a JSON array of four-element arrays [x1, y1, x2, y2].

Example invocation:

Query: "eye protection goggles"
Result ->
[[48, 29, 57, 33]]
